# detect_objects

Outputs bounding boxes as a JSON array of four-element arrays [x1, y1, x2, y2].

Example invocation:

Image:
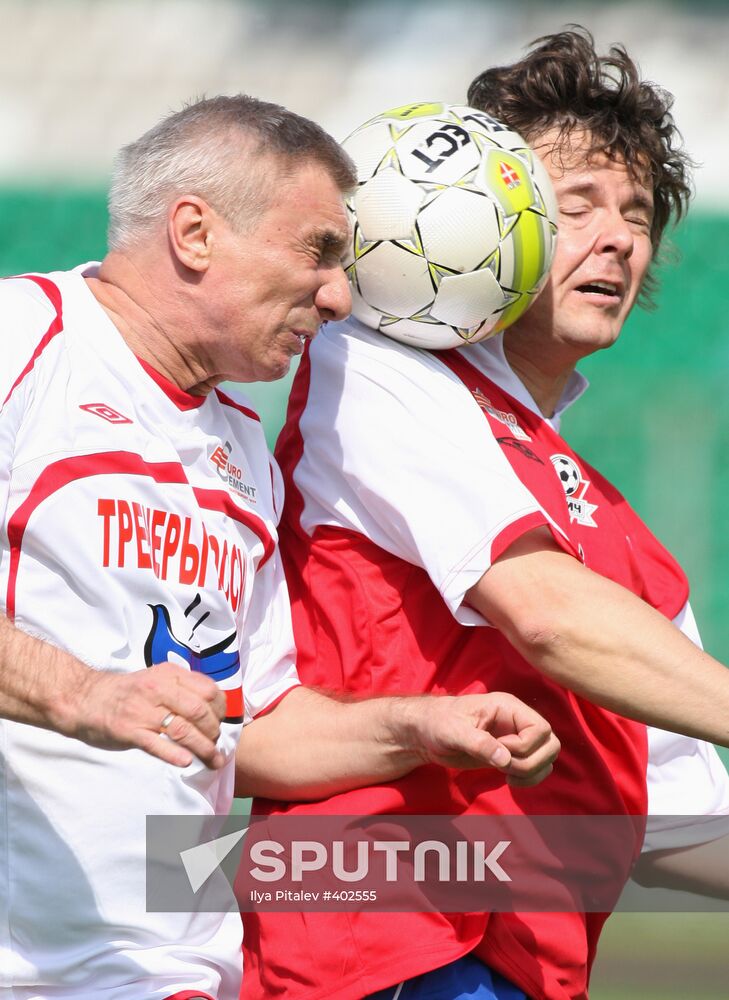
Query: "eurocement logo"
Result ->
[[472, 388, 531, 441], [209, 440, 257, 503]]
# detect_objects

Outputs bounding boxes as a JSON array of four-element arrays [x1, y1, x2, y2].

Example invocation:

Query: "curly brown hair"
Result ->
[[466, 27, 692, 265]]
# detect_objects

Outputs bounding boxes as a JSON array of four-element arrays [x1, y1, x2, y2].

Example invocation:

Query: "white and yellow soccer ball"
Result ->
[[341, 102, 558, 349]]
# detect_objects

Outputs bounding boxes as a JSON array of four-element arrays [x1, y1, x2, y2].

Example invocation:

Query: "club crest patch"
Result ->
[[551, 454, 598, 528]]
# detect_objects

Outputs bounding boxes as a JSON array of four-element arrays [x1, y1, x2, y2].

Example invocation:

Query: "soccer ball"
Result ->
[[551, 455, 582, 497], [341, 102, 558, 349]]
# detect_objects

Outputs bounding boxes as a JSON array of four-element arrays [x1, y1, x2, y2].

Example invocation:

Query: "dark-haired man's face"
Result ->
[[506, 129, 653, 369]]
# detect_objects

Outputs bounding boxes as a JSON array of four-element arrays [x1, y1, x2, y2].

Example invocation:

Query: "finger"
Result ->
[[437, 727, 513, 770], [508, 731, 560, 766], [145, 664, 226, 746], [501, 735, 560, 782], [130, 707, 225, 769], [163, 683, 224, 742], [497, 721, 556, 757], [180, 669, 228, 721], [131, 666, 226, 767], [160, 712, 226, 769], [134, 726, 195, 768], [151, 663, 227, 722], [506, 761, 555, 788], [477, 694, 553, 745]]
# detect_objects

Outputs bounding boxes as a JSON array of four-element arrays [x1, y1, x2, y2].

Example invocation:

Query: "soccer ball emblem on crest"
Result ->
[[341, 102, 558, 349], [551, 455, 582, 497]]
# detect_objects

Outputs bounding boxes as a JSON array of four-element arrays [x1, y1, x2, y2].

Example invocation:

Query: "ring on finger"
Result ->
[[159, 711, 176, 735]]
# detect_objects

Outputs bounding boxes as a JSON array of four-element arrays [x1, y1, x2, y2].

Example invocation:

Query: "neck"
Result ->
[[502, 335, 576, 419], [85, 252, 215, 396]]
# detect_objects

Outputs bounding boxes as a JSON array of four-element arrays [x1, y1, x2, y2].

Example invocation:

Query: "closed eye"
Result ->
[[310, 228, 349, 264]]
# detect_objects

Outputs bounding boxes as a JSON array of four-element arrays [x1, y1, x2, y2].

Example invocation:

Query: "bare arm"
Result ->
[[0, 614, 226, 768], [466, 527, 729, 746], [632, 837, 729, 900], [235, 686, 560, 799]]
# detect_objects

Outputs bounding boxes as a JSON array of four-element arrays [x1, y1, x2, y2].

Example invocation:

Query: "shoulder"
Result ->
[[0, 271, 70, 408], [279, 321, 531, 520], [301, 319, 481, 430], [0, 272, 64, 333], [311, 318, 462, 382]]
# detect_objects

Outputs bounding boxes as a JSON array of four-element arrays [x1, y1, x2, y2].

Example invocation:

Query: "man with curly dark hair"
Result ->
[[467, 27, 691, 301], [242, 29, 729, 1000]]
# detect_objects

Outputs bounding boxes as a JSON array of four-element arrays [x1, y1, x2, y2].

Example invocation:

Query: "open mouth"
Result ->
[[576, 281, 621, 298]]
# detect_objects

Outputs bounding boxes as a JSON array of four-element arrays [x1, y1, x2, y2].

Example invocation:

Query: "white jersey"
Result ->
[[289, 317, 729, 832], [0, 266, 300, 999]]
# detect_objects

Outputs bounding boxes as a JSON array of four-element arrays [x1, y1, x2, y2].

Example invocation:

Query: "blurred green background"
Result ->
[[4, 181, 729, 1000]]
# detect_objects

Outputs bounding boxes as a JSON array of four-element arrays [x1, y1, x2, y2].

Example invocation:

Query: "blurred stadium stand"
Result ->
[[3, 0, 729, 203]]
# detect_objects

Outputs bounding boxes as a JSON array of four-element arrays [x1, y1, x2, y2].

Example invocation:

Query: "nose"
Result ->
[[596, 208, 634, 260], [315, 265, 352, 323]]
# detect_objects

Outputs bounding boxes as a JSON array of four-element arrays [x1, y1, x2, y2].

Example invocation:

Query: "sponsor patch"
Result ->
[[472, 388, 531, 441], [210, 441, 257, 503]]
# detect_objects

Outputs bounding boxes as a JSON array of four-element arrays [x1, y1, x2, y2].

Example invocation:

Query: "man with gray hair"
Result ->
[[0, 95, 559, 999]]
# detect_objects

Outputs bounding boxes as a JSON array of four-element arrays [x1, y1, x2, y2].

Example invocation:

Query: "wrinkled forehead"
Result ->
[[263, 158, 351, 244]]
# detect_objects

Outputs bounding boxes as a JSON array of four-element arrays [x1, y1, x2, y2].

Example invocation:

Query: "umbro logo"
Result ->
[[79, 403, 132, 425]]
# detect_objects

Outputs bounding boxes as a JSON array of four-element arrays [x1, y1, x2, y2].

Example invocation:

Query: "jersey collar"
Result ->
[[455, 333, 589, 433]]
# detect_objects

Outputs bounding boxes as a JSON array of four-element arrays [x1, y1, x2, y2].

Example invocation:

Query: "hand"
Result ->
[[399, 691, 560, 787], [68, 662, 227, 769]]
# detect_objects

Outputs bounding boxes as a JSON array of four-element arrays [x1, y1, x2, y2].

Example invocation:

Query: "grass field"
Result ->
[[590, 912, 729, 999]]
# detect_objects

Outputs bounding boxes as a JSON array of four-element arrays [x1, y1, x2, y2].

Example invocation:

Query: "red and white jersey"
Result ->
[[242, 318, 729, 1000], [0, 266, 299, 1000]]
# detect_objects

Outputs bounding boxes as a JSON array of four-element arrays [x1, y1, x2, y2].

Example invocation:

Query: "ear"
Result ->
[[167, 196, 213, 273]]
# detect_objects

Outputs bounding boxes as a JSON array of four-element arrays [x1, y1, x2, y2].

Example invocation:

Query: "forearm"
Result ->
[[0, 613, 93, 734], [235, 686, 556, 800], [513, 575, 729, 744], [633, 836, 729, 900], [473, 532, 729, 747], [235, 687, 429, 800]]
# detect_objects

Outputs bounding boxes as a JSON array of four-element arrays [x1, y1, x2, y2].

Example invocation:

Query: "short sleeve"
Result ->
[[0, 276, 64, 405], [291, 323, 567, 623], [238, 546, 300, 723], [0, 277, 62, 544], [643, 601, 729, 851]]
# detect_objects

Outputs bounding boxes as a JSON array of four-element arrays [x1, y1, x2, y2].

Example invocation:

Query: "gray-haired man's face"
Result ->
[[206, 161, 352, 383]]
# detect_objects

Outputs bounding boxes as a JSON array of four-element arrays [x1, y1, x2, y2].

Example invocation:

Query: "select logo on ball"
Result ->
[[341, 103, 558, 349]]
